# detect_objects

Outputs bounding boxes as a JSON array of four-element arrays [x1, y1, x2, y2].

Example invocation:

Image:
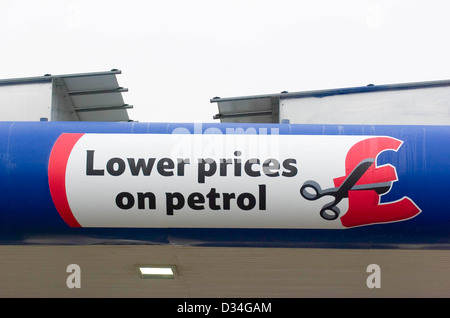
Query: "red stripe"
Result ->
[[48, 133, 84, 228]]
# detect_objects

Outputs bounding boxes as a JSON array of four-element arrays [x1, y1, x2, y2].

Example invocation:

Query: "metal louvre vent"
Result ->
[[58, 70, 132, 122], [0, 69, 132, 122]]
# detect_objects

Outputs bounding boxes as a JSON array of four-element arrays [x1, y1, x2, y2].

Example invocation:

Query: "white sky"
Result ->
[[0, 0, 449, 123]]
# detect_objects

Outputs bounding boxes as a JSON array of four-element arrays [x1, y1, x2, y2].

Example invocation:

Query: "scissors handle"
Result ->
[[320, 204, 340, 220], [300, 181, 341, 221], [300, 181, 325, 200]]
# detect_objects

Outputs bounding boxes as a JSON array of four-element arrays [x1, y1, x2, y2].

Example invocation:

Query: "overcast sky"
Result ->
[[0, 0, 449, 122]]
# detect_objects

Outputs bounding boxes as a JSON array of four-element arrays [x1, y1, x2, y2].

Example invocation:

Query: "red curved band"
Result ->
[[48, 133, 84, 228]]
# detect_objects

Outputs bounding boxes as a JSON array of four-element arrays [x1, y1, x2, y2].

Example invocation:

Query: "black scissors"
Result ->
[[300, 158, 392, 221]]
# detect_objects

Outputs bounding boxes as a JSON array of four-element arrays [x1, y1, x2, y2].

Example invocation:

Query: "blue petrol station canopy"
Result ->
[[0, 120, 448, 249]]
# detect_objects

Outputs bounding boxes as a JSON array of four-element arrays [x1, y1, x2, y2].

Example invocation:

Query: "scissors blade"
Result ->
[[336, 158, 374, 197], [352, 182, 392, 194]]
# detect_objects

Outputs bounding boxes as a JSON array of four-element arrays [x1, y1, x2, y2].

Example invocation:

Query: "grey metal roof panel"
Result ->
[[0, 70, 122, 86], [210, 79, 450, 123], [210, 79, 450, 103], [0, 69, 132, 122], [213, 96, 277, 123]]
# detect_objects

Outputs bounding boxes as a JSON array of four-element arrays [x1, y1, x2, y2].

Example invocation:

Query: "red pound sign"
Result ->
[[333, 137, 421, 228]]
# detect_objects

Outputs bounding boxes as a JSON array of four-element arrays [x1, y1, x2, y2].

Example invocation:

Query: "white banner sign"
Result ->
[[48, 133, 421, 229]]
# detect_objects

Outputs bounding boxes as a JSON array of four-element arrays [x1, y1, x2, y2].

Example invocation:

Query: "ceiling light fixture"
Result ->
[[137, 265, 177, 279]]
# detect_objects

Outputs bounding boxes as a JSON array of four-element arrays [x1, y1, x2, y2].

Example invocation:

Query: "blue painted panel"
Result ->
[[0, 121, 448, 248]]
